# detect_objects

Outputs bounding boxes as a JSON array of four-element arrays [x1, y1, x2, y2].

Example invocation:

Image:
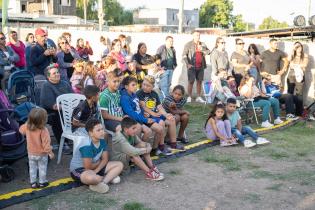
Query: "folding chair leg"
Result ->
[[251, 101, 259, 125], [57, 136, 65, 164]]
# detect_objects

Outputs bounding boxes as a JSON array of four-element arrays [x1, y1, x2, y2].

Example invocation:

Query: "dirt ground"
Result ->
[[1, 104, 315, 210]]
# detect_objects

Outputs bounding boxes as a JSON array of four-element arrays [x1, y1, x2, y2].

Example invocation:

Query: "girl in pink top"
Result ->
[[7, 31, 25, 69], [19, 108, 54, 188], [108, 39, 127, 71]]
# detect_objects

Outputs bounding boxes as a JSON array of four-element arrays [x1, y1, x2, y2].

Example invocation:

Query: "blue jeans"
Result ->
[[253, 97, 280, 122], [249, 67, 258, 81], [232, 126, 258, 143], [159, 69, 173, 97]]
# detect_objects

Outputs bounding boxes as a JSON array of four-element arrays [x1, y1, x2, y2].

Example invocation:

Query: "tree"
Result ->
[[232, 14, 247, 32], [258, 16, 289, 30], [199, 0, 234, 28], [76, 0, 133, 26]]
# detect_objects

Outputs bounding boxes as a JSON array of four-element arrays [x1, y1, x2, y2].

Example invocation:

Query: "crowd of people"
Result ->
[[0, 28, 310, 194]]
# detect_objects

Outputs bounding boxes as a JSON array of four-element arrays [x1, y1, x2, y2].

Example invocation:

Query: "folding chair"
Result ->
[[202, 81, 216, 110], [56, 93, 86, 164]]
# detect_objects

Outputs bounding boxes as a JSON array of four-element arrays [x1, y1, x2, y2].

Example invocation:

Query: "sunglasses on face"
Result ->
[[60, 41, 68, 45], [0, 37, 6, 40], [219, 42, 226, 44], [237, 43, 245, 45]]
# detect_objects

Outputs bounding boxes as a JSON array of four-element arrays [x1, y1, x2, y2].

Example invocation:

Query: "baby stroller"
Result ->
[[7, 70, 37, 123], [7, 70, 36, 106], [303, 100, 315, 123], [0, 101, 27, 182]]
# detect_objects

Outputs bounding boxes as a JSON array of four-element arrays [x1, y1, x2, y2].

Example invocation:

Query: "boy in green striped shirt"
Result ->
[[99, 69, 125, 132]]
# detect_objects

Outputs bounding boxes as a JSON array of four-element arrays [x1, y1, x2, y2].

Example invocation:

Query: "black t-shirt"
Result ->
[[64, 52, 75, 78], [261, 49, 286, 75], [132, 53, 154, 66], [136, 89, 160, 113], [71, 100, 97, 131]]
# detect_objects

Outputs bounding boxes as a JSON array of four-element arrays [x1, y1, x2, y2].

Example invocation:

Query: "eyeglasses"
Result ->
[[237, 43, 245, 45], [60, 41, 68, 45], [219, 42, 226, 44], [0, 37, 6, 40]]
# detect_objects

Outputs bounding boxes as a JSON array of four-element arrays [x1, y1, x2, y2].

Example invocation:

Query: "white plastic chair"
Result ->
[[56, 93, 86, 164]]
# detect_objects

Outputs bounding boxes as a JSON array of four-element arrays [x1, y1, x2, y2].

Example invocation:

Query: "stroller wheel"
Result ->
[[0, 166, 15, 183]]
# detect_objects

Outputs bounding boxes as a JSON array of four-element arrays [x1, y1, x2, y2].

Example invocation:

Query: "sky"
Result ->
[[118, 0, 314, 27]]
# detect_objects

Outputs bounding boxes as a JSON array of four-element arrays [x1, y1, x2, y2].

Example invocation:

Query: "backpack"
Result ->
[[0, 101, 22, 147]]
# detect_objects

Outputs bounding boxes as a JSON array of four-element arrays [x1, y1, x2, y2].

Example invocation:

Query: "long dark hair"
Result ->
[[137, 42, 146, 54], [291, 41, 304, 61], [204, 103, 227, 128], [248, 43, 260, 55]]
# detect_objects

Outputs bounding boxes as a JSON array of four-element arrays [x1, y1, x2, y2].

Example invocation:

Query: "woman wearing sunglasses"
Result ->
[[210, 37, 230, 80], [231, 38, 252, 87]]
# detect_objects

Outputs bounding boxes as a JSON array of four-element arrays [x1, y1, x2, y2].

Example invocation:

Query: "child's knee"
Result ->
[[181, 114, 189, 121]]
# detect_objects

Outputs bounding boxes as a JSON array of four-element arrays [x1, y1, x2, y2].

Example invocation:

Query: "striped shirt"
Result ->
[[162, 95, 187, 113], [99, 88, 123, 117]]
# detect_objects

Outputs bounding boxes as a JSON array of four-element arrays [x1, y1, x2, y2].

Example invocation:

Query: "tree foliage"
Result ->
[[76, 0, 133, 26], [199, 0, 234, 28], [258, 16, 289, 30], [232, 14, 246, 32]]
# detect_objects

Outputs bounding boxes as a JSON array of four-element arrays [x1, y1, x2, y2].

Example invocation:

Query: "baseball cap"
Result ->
[[35, 28, 47, 36]]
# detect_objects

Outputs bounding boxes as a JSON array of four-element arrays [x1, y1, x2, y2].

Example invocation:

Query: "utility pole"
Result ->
[[178, 0, 184, 33], [307, 0, 311, 24], [1, 0, 9, 33], [98, 0, 104, 31], [84, 0, 87, 24]]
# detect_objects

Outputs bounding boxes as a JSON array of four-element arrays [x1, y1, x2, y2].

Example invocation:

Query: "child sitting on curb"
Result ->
[[111, 117, 164, 181], [69, 118, 123, 193], [226, 98, 270, 148]]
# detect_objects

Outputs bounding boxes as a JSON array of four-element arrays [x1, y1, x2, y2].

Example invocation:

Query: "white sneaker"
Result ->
[[261, 121, 274, 128], [89, 182, 109, 193], [110, 176, 121, 184], [196, 96, 206, 103], [274, 117, 283, 125], [286, 114, 299, 121], [309, 115, 315, 121], [187, 96, 192, 103], [244, 139, 256, 148], [256, 137, 270, 145]]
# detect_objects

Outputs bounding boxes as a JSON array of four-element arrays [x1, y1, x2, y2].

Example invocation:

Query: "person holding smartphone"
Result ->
[[76, 38, 93, 61]]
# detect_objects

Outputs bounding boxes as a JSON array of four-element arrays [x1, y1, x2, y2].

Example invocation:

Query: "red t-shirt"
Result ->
[[195, 45, 202, 69], [7, 41, 26, 68]]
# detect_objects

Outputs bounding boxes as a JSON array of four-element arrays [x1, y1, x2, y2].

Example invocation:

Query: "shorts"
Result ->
[[70, 166, 107, 183], [104, 119, 121, 132], [145, 115, 166, 127], [187, 67, 204, 82]]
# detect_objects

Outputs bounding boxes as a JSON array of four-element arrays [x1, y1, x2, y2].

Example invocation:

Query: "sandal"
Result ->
[[39, 182, 49, 188], [30, 182, 38, 189]]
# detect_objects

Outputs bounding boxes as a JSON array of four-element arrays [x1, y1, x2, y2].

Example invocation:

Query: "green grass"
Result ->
[[200, 149, 242, 171], [250, 169, 315, 186], [123, 202, 152, 210], [184, 103, 211, 143], [28, 190, 117, 210], [254, 123, 315, 160]]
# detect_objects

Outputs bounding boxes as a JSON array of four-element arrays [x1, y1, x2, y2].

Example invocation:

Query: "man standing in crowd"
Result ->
[[261, 38, 289, 86], [156, 36, 177, 97], [182, 31, 210, 103], [30, 28, 57, 75]]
